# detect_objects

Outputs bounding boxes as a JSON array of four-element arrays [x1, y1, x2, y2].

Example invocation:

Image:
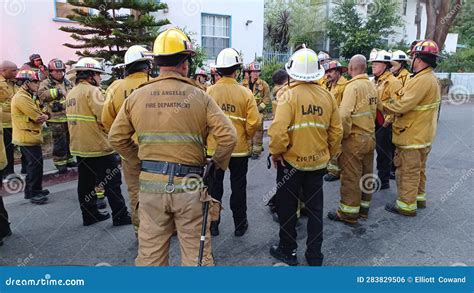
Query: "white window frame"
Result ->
[[201, 13, 231, 58]]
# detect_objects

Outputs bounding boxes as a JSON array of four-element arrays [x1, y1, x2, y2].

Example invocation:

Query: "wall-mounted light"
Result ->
[[245, 20, 253, 26]]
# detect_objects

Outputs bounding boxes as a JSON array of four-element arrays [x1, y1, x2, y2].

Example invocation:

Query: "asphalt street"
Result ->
[[0, 102, 472, 266]]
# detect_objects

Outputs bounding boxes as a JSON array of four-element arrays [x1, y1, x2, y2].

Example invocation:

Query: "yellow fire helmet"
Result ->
[[153, 28, 196, 57]]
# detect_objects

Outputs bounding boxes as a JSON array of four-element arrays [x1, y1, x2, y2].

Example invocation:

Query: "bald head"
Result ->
[[348, 54, 367, 77], [0, 60, 18, 79]]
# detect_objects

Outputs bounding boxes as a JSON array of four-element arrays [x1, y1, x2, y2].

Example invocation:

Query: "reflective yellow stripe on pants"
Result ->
[[338, 202, 360, 214], [139, 179, 203, 194], [416, 193, 426, 202], [360, 200, 371, 208], [396, 199, 417, 212]]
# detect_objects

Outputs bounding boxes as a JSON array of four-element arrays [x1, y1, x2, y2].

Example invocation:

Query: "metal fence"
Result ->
[[436, 72, 474, 95], [262, 51, 291, 64]]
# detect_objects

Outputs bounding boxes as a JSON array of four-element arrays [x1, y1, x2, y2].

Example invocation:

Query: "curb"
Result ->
[[1, 168, 78, 197]]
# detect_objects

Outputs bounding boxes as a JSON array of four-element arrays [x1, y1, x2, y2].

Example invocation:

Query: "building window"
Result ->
[[402, 0, 408, 16], [54, 0, 88, 20], [202, 14, 231, 58]]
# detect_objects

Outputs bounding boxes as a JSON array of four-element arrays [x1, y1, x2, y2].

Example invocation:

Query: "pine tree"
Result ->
[[59, 0, 169, 65]]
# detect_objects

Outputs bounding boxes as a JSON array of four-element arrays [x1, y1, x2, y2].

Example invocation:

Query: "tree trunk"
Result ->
[[424, 0, 462, 49], [415, 0, 422, 39]]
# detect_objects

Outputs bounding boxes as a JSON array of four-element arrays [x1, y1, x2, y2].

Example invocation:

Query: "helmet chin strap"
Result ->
[[410, 55, 430, 75], [90, 75, 98, 86], [410, 56, 417, 73], [24, 81, 35, 95]]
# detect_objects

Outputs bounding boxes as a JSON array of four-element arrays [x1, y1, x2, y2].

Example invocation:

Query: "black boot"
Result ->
[[267, 195, 277, 213], [380, 181, 390, 190], [96, 198, 107, 209], [66, 161, 78, 168], [385, 201, 416, 217], [270, 245, 298, 266], [271, 212, 279, 223], [234, 219, 248, 237], [327, 210, 358, 225], [113, 213, 132, 226], [305, 252, 323, 266], [210, 221, 219, 236], [41, 189, 50, 196], [1, 226, 12, 238], [323, 173, 339, 182], [56, 165, 68, 174], [83, 210, 110, 226], [389, 171, 396, 180], [30, 194, 48, 205], [417, 201, 426, 209]]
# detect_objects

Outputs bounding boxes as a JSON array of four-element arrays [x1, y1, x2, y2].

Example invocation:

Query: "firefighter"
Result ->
[[322, 60, 348, 182], [244, 61, 271, 160], [65, 57, 131, 226], [269, 45, 343, 266], [21, 54, 48, 81], [389, 50, 412, 179], [38, 59, 75, 173], [327, 54, 378, 224], [207, 48, 261, 237], [193, 67, 209, 90], [210, 66, 221, 85], [391, 50, 411, 87], [108, 28, 236, 266], [369, 49, 403, 190], [316, 51, 332, 87], [267, 68, 289, 221], [11, 70, 49, 204], [102, 45, 152, 233], [383, 39, 441, 216], [0, 109, 12, 246], [271, 69, 289, 115], [242, 64, 250, 88], [0, 61, 19, 178]]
